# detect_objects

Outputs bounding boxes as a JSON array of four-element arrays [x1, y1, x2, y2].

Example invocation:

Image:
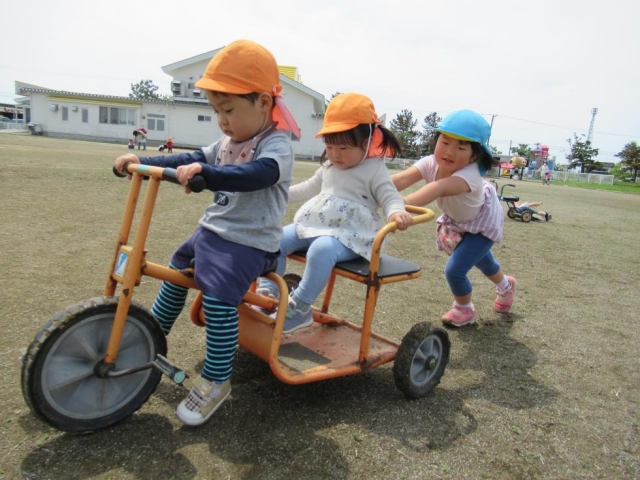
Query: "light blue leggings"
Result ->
[[261, 224, 359, 305], [445, 232, 501, 297]]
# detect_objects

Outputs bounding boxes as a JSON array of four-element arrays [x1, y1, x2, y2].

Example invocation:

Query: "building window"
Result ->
[[82, 108, 88, 123], [62, 106, 69, 121], [198, 115, 211, 122], [99, 106, 108, 124], [99, 106, 136, 125], [147, 114, 165, 132], [188, 82, 195, 89], [147, 119, 165, 131]]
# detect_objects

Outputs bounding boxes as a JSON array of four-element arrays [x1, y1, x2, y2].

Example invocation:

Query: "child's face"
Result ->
[[434, 134, 477, 175], [205, 91, 271, 142], [324, 143, 367, 170]]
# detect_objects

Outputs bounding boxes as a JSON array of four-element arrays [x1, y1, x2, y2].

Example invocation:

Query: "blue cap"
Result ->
[[436, 110, 492, 157]]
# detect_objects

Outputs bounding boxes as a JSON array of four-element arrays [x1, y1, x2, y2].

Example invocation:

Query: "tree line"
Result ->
[[130, 81, 640, 181]]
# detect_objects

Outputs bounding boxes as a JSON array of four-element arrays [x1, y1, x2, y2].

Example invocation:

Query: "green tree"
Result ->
[[490, 145, 502, 155], [418, 112, 441, 157], [390, 109, 419, 158], [614, 141, 640, 181], [130, 79, 164, 101], [610, 162, 632, 181], [566, 133, 600, 173], [512, 143, 532, 159]]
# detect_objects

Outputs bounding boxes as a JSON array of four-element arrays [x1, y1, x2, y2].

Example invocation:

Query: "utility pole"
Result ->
[[587, 108, 598, 145], [488, 114, 497, 143]]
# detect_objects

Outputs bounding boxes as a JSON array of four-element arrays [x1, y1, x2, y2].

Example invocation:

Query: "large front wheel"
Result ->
[[393, 322, 450, 398], [21, 297, 167, 433]]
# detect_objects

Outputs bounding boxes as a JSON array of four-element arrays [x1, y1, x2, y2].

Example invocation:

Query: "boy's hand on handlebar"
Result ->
[[177, 163, 203, 194], [389, 211, 413, 231], [114, 154, 140, 175]]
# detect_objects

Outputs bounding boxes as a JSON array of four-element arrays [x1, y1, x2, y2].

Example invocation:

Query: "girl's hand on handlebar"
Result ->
[[389, 211, 413, 231], [176, 163, 203, 194], [114, 154, 140, 176]]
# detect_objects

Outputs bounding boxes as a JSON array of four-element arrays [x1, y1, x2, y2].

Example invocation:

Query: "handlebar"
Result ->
[[113, 163, 206, 193]]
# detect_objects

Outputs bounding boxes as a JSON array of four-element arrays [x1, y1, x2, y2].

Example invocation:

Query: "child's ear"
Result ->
[[258, 92, 273, 110]]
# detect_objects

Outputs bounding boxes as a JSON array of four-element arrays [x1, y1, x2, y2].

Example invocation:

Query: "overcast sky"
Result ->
[[2, 0, 638, 163]]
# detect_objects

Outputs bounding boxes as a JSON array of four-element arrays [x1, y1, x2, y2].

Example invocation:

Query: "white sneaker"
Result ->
[[176, 376, 231, 426]]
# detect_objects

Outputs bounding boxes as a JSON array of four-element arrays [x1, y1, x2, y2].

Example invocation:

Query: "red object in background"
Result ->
[[138, 128, 148, 134]]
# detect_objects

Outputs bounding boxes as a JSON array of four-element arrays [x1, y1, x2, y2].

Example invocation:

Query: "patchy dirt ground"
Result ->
[[1, 135, 638, 479]]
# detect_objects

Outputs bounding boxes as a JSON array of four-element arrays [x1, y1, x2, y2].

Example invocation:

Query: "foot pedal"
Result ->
[[154, 354, 188, 385]]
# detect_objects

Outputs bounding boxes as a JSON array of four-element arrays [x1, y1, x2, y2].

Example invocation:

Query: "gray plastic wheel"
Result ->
[[393, 322, 450, 398], [522, 211, 533, 223], [21, 297, 167, 433]]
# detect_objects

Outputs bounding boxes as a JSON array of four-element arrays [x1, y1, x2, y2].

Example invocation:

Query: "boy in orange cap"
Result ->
[[256, 92, 412, 333], [115, 39, 300, 426]]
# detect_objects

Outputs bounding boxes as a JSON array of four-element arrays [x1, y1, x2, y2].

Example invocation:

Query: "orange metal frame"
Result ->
[[103, 165, 435, 385]]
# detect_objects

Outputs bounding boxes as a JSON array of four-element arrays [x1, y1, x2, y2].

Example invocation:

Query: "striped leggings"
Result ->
[[151, 275, 238, 383]]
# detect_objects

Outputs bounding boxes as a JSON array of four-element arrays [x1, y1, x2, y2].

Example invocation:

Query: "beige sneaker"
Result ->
[[176, 376, 231, 426]]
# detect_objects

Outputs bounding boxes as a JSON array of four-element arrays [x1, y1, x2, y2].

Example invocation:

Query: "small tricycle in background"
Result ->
[[491, 181, 536, 223], [21, 164, 451, 433]]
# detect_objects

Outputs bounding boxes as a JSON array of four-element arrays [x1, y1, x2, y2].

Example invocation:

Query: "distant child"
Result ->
[[392, 110, 516, 327], [114, 40, 300, 426], [257, 93, 412, 333], [514, 201, 551, 221], [127, 138, 135, 149], [135, 128, 147, 150], [538, 161, 549, 185], [167, 136, 173, 153]]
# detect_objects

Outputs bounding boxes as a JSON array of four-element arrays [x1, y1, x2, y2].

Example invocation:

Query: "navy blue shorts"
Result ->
[[170, 226, 275, 306]]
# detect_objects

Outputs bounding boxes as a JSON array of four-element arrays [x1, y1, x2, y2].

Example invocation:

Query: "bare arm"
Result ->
[[404, 176, 470, 207], [391, 166, 424, 192]]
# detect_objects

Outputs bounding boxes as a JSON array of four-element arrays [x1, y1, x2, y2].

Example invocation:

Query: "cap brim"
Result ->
[[436, 129, 476, 143], [315, 122, 360, 138], [194, 77, 254, 94], [436, 128, 493, 156]]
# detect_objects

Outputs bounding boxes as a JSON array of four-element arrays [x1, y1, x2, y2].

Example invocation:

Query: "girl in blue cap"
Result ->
[[392, 109, 515, 327]]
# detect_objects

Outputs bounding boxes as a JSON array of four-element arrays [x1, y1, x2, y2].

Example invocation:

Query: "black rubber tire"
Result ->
[[282, 273, 302, 295], [522, 211, 533, 223], [21, 297, 167, 433], [507, 209, 516, 219], [393, 322, 450, 399]]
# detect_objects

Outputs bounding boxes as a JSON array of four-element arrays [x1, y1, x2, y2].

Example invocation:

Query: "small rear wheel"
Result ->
[[282, 273, 302, 295], [393, 322, 450, 398], [507, 209, 516, 219], [522, 211, 533, 223], [21, 297, 167, 433]]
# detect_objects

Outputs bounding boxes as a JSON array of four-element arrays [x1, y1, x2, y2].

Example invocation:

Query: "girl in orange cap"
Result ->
[[257, 92, 413, 333]]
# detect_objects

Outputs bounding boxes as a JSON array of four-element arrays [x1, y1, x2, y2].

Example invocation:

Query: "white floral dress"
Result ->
[[294, 193, 386, 260]]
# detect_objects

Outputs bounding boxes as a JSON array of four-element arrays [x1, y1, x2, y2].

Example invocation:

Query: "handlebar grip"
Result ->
[[112, 163, 131, 178], [162, 168, 206, 193], [187, 175, 206, 193]]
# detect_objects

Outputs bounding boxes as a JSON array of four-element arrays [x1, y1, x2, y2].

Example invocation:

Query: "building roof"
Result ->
[[278, 66, 299, 82], [161, 48, 325, 113]]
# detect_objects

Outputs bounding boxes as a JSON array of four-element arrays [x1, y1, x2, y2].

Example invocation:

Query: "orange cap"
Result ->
[[316, 93, 380, 137], [195, 39, 300, 138], [195, 40, 279, 94]]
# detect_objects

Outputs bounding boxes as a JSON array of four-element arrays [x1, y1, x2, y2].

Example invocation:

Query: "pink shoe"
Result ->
[[441, 304, 477, 327], [494, 276, 517, 313]]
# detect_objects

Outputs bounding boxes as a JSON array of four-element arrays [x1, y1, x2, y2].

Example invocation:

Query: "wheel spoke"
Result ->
[[45, 357, 96, 392]]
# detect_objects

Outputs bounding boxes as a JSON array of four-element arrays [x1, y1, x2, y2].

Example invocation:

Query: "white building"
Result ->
[[15, 47, 327, 159]]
